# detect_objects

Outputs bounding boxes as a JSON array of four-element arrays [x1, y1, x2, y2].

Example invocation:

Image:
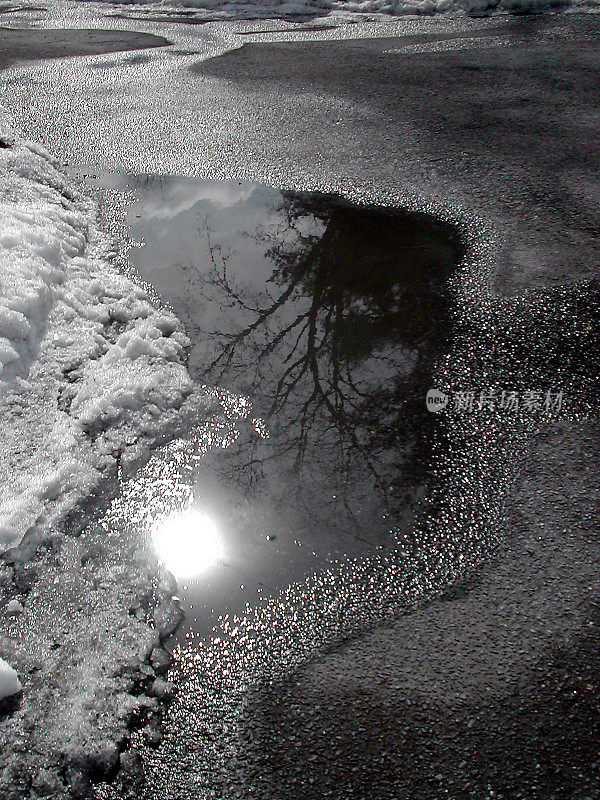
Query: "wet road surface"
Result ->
[[194, 13, 600, 294], [4, 8, 597, 799], [0, 28, 170, 70]]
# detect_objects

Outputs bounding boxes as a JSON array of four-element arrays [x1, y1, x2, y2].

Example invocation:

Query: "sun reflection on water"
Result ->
[[152, 507, 223, 579]]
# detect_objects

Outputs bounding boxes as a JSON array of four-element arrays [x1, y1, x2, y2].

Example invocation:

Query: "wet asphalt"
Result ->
[[194, 13, 600, 294], [0, 28, 170, 70]]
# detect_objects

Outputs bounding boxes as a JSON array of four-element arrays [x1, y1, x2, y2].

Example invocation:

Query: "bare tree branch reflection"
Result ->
[[193, 192, 463, 539]]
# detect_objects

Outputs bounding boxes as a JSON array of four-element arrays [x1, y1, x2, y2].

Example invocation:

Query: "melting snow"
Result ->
[[0, 114, 193, 551], [0, 110, 208, 797]]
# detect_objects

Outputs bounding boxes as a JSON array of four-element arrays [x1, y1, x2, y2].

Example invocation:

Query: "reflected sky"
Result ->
[[80, 170, 463, 642]]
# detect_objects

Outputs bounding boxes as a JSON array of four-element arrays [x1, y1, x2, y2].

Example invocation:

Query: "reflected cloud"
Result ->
[[152, 507, 223, 579], [134, 176, 257, 220]]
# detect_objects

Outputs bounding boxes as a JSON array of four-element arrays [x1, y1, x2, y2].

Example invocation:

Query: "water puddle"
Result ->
[[84, 172, 600, 800], [77, 170, 463, 645], [0, 28, 170, 71]]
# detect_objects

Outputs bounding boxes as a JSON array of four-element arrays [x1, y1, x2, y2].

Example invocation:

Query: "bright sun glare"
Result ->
[[152, 507, 222, 579]]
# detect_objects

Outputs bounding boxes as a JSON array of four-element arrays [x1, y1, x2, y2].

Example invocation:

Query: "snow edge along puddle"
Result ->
[[0, 108, 205, 797]]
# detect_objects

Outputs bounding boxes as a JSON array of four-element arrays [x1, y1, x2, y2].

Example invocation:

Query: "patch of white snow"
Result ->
[[0, 657, 21, 701], [0, 108, 211, 800], [0, 113, 194, 551]]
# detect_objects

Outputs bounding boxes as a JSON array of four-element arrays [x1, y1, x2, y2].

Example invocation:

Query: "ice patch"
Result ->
[[4, 600, 22, 615]]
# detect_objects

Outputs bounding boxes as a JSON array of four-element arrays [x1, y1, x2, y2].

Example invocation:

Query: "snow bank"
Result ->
[[0, 113, 205, 798], [0, 657, 21, 701], [79, 0, 599, 19], [0, 116, 193, 551]]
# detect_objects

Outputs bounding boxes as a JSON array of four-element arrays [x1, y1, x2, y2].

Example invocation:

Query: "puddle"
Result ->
[[77, 170, 463, 644], [86, 174, 600, 800]]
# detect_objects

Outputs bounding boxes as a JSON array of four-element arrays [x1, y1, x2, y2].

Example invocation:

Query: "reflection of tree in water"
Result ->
[[196, 193, 463, 537]]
